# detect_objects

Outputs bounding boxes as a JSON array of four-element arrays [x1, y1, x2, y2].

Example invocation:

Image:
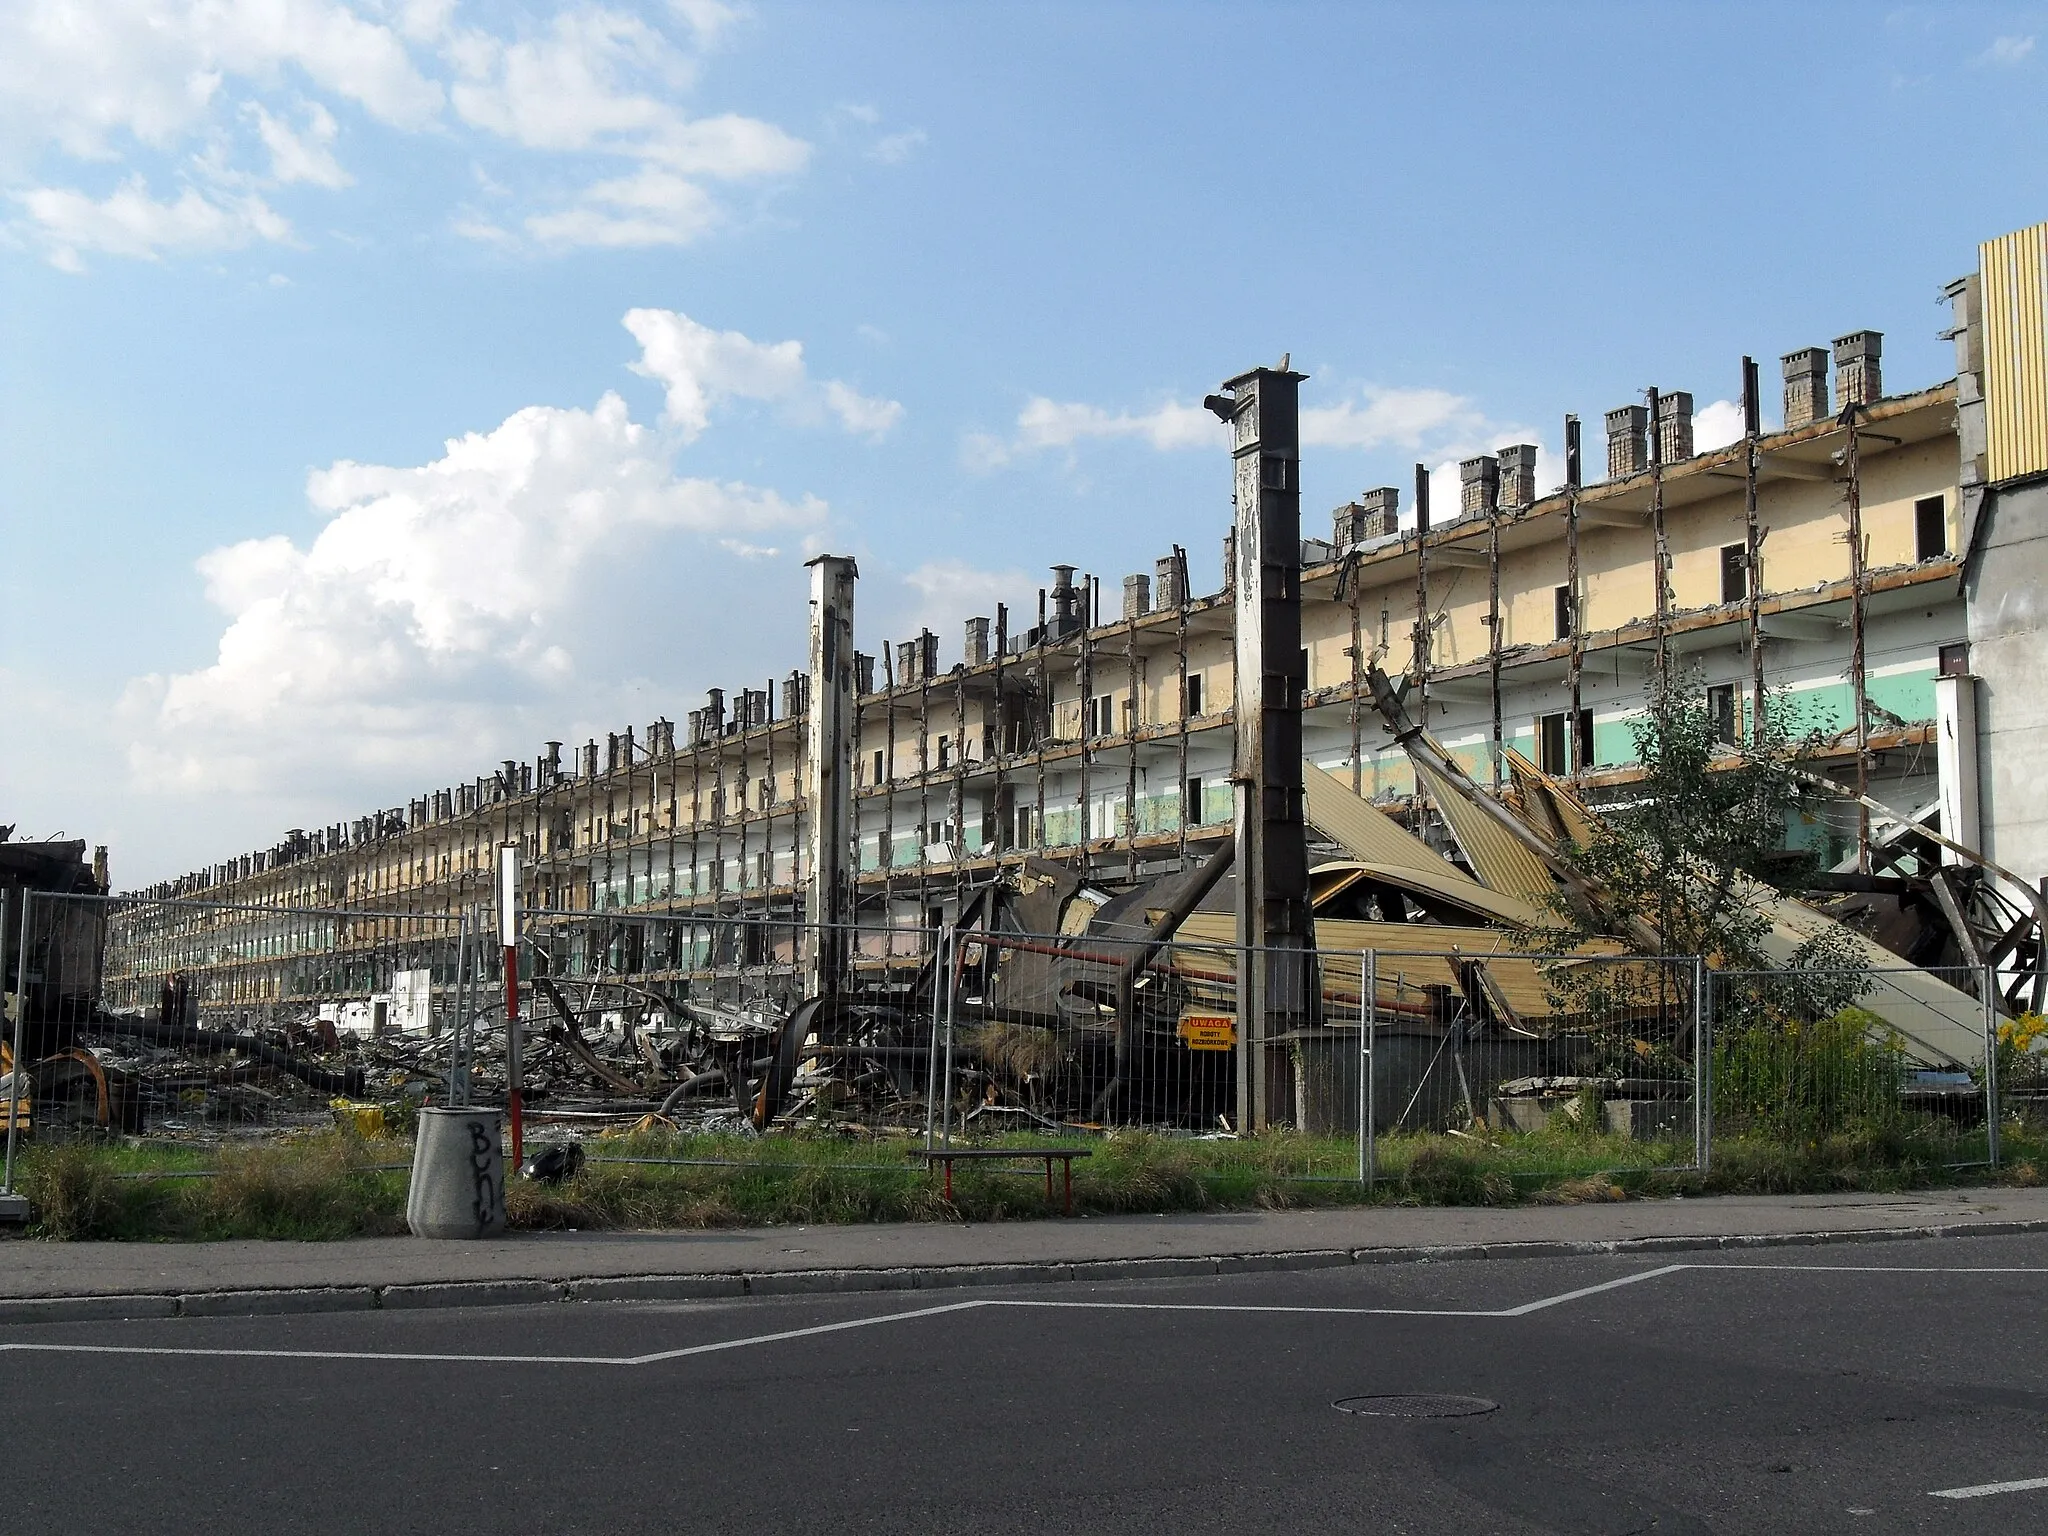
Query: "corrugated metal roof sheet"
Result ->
[[1982, 221, 2048, 485], [1302, 760, 1444, 869], [1411, 755, 1559, 909]]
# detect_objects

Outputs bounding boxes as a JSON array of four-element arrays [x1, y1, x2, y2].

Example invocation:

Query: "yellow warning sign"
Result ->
[[1177, 1013, 1236, 1051]]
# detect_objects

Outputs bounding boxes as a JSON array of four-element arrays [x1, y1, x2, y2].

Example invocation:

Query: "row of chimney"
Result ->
[[1319, 328, 1887, 549]]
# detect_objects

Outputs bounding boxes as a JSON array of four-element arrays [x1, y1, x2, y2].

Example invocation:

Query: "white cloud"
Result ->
[[123, 387, 825, 797], [442, 5, 804, 249], [0, 0, 441, 166], [823, 379, 905, 436], [884, 559, 1033, 655], [1981, 34, 2036, 64], [446, 9, 696, 152], [1301, 386, 1491, 451], [0, 1, 805, 263], [16, 176, 291, 268], [624, 308, 902, 440], [867, 127, 926, 164], [968, 396, 1220, 467], [667, 0, 744, 48], [524, 165, 719, 247], [643, 111, 807, 178], [968, 380, 1537, 480], [1691, 398, 1746, 453], [249, 101, 352, 188]]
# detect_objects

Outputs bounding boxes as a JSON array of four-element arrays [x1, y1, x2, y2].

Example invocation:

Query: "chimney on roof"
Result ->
[[964, 616, 990, 666], [1335, 486, 1399, 545], [1459, 454, 1500, 517], [1155, 553, 1186, 609], [1783, 347, 1830, 429], [1049, 565, 1080, 635], [1655, 392, 1693, 462], [1833, 330, 1882, 410], [1122, 573, 1151, 619], [1605, 406, 1649, 478], [1496, 446, 1538, 510], [854, 652, 876, 694]]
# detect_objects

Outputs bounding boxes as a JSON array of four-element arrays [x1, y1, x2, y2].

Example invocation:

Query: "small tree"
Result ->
[[1519, 672, 1868, 1045]]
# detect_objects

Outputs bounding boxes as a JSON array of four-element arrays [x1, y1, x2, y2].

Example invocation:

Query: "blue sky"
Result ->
[[3, 1, 2045, 886]]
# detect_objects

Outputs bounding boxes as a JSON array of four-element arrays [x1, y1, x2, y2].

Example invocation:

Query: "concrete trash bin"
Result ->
[[408, 1107, 507, 1239]]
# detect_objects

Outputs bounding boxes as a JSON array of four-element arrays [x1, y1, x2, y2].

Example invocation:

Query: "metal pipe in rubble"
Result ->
[[500, 844, 523, 1170], [1363, 664, 1663, 953]]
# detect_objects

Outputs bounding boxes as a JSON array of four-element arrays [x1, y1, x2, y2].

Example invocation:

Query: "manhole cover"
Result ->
[[1333, 1394, 1498, 1418]]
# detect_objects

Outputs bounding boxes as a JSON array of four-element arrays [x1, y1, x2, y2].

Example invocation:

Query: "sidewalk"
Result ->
[[4, 1185, 2046, 1323]]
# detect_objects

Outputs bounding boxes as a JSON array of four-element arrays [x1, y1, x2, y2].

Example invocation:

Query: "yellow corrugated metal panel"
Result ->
[[1411, 756, 1558, 908], [1170, 911, 1631, 1025], [1302, 760, 1442, 869], [1982, 221, 2048, 484], [1302, 760, 1547, 924], [1310, 859, 1547, 928]]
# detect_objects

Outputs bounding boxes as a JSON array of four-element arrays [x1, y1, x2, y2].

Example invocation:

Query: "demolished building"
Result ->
[[74, 220, 2048, 1135]]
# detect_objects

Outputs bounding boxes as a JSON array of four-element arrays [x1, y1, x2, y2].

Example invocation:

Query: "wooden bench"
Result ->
[[919, 1146, 1092, 1215]]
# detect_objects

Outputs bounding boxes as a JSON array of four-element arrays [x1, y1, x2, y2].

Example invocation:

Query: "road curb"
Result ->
[[1, 1216, 2042, 1326]]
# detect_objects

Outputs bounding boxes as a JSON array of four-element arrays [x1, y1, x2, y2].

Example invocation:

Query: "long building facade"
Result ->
[[109, 223, 2048, 1015]]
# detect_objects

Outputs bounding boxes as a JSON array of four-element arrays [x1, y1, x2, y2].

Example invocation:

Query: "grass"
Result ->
[[11, 1112, 2044, 1240]]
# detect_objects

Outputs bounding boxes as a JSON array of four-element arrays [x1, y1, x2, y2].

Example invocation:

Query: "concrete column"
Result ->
[[1936, 671, 1982, 860], [1206, 362, 1312, 1132], [802, 555, 858, 998]]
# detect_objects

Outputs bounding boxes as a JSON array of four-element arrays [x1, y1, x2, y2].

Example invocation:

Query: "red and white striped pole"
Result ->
[[499, 843, 523, 1171]]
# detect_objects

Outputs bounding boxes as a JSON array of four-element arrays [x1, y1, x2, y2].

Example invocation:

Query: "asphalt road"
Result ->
[[8, 1233, 2048, 1535]]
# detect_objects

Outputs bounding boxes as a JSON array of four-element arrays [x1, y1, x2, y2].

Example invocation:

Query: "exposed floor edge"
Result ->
[[3, 1216, 2045, 1326]]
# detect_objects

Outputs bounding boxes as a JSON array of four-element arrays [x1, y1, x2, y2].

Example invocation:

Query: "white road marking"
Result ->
[[0, 1259, 2037, 1370], [1701, 1264, 2048, 1274], [985, 1300, 1503, 1318], [1492, 1265, 1692, 1316], [1929, 1475, 2048, 1500], [990, 1264, 1690, 1321], [0, 1300, 992, 1368]]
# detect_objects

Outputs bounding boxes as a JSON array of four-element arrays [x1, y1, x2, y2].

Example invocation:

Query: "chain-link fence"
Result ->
[[4, 891, 466, 1175], [3, 884, 2022, 1202], [1355, 951, 1706, 1180], [1705, 964, 2000, 1169]]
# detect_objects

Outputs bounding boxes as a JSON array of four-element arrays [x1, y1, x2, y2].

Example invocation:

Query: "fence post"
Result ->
[[1359, 948, 1376, 1188], [498, 846, 523, 1170], [447, 907, 472, 1108], [923, 925, 945, 1152], [2, 889, 21, 1198], [1694, 959, 1712, 1177], [939, 926, 959, 1150], [1985, 962, 2002, 1172]]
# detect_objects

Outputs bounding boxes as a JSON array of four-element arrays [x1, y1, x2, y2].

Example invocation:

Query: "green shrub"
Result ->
[[1713, 1007, 1908, 1142]]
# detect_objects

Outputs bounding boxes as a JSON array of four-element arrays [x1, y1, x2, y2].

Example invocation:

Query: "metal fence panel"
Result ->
[[1359, 950, 1706, 1183], [1706, 965, 2000, 1169], [9, 891, 466, 1151]]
